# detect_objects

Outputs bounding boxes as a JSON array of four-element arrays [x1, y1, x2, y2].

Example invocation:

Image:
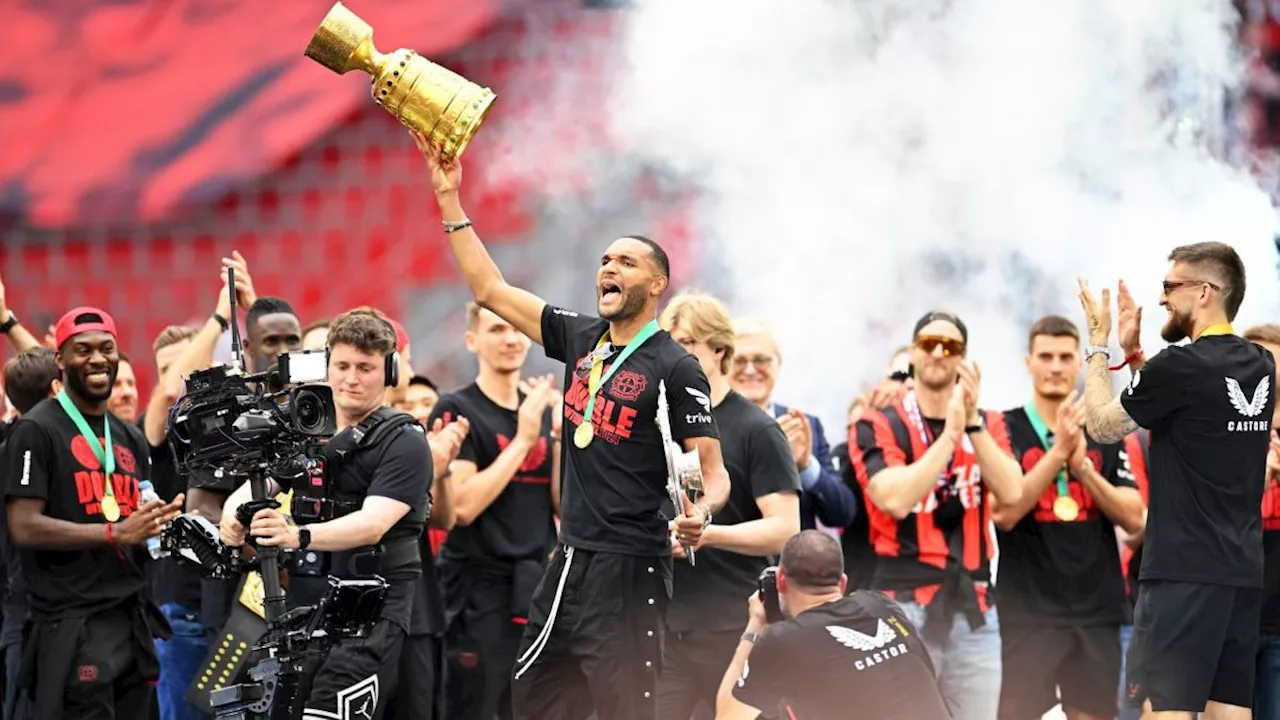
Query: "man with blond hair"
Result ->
[[134, 322, 208, 720], [657, 292, 801, 719], [731, 318, 855, 532]]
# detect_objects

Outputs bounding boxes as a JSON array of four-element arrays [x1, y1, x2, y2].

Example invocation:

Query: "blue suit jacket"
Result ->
[[771, 403, 858, 530]]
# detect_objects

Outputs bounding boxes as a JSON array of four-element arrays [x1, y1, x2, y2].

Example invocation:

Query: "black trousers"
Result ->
[[656, 628, 740, 720], [511, 546, 671, 720], [21, 607, 159, 720], [441, 564, 524, 720], [384, 633, 444, 720], [299, 619, 404, 720]]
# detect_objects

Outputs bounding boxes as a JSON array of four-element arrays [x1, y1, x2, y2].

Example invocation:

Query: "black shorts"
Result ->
[[511, 545, 671, 720], [998, 623, 1120, 719], [1125, 580, 1262, 712]]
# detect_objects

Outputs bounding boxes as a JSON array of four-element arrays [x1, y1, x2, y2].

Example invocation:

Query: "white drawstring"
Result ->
[[515, 546, 575, 680]]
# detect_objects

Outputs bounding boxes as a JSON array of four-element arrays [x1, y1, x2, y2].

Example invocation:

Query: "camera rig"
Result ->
[[157, 266, 388, 719]]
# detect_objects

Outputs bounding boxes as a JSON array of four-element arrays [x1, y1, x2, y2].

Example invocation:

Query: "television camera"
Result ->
[[155, 267, 388, 719], [168, 347, 336, 480]]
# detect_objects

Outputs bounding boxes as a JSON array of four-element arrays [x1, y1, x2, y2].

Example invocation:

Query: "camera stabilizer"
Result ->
[[161, 467, 388, 719], [156, 266, 387, 719]]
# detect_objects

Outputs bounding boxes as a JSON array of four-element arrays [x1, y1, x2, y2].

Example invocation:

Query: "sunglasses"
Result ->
[[1162, 279, 1220, 295], [915, 335, 966, 357]]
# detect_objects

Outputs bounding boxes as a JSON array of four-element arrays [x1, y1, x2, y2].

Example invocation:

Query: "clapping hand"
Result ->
[[1077, 278, 1113, 347]]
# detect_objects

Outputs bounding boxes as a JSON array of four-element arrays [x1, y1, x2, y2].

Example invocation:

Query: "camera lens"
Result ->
[[296, 392, 322, 433]]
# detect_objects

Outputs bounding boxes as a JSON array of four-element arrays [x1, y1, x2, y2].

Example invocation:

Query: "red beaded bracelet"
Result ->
[[1110, 349, 1144, 372], [104, 522, 124, 560]]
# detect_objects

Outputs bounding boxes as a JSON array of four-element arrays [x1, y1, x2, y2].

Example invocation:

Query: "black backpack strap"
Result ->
[[353, 407, 421, 450]]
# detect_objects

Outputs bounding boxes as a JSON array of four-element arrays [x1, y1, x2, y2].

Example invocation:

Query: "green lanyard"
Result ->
[[1024, 402, 1067, 501], [574, 319, 661, 448], [56, 390, 115, 498]]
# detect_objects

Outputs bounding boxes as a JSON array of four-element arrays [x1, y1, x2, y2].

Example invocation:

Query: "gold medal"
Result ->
[[573, 422, 594, 449], [1053, 495, 1079, 522], [101, 494, 121, 522]]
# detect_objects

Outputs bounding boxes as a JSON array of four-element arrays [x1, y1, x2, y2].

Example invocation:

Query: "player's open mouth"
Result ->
[[600, 281, 622, 302], [85, 370, 110, 387]]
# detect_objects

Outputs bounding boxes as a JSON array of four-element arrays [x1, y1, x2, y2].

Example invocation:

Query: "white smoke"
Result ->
[[609, 0, 1280, 434]]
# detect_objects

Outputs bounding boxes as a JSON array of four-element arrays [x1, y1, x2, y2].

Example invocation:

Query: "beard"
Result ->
[[64, 364, 116, 403], [915, 364, 956, 391], [600, 286, 648, 321], [1161, 307, 1194, 343]]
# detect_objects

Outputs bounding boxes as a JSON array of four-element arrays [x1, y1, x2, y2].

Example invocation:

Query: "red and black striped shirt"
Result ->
[[849, 403, 1013, 609]]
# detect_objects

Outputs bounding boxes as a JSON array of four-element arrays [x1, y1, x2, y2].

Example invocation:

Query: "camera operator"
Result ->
[[4, 307, 186, 719], [716, 530, 950, 720], [0, 348, 60, 720], [220, 309, 432, 719]]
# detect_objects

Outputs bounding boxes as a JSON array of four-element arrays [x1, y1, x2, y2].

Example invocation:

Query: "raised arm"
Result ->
[[0, 275, 45, 354], [414, 132, 547, 345], [1077, 279, 1142, 444], [856, 386, 968, 520]]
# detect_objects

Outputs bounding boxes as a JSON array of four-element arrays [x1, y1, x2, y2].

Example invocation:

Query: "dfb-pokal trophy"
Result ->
[[304, 1, 497, 162]]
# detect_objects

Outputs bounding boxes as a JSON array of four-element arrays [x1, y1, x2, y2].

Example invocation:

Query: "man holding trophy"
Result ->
[[412, 132, 731, 720]]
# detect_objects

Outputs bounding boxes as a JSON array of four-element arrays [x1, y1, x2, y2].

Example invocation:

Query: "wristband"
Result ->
[[695, 503, 713, 528], [1109, 349, 1143, 372], [212, 313, 230, 332], [742, 631, 761, 644], [105, 522, 125, 560], [0, 312, 18, 334], [443, 219, 473, 234]]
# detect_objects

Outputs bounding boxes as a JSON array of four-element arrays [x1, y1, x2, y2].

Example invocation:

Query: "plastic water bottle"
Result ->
[[139, 480, 164, 559]]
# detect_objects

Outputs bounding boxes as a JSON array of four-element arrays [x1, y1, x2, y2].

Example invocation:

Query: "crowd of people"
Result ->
[[0, 131, 1274, 720]]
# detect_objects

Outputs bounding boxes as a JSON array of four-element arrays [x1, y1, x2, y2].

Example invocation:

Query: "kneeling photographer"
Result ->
[[716, 531, 950, 720], [220, 310, 432, 719]]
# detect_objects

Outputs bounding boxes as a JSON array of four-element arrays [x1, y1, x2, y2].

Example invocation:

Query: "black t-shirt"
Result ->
[[1120, 335, 1275, 587], [431, 383, 556, 564], [732, 591, 948, 720], [668, 391, 799, 633], [3, 398, 153, 619], [0, 422, 26, 620], [285, 414, 433, 580], [997, 407, 1137, 626], [284, 412, 432, 631], [137, 412, 203, 610], [540, 306, 719, 557]]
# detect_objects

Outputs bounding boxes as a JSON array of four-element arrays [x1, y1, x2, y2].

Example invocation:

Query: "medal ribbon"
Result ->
[[56, 390, 115, 499], [580, 320, 661, 435], [901, 391, 952, 491], [1024, 403, 1069, 502], [1196, 322, 1234, 339]]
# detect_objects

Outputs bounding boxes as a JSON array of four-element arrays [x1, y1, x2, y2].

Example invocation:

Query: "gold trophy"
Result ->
[[304, 1, 496, 162]]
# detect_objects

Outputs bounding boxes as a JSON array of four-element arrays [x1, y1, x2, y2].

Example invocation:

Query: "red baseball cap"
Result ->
[[54, 306, 118, 349]]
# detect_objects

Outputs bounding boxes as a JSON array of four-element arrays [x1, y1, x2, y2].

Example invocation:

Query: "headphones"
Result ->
[[374, 316, 402, 388]]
